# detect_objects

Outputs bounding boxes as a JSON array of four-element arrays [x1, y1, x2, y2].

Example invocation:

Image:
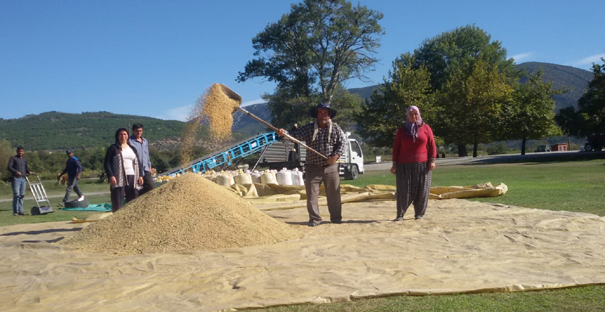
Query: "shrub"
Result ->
[[486, 143, 509, 155]]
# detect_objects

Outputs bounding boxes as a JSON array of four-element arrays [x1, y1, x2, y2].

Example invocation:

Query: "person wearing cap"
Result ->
[[7, 146, 34, 216], [128, 123, 154, 195], [390, 106, 436, 221], [277, 103, 346, 227], [58, 149, 85, 204]]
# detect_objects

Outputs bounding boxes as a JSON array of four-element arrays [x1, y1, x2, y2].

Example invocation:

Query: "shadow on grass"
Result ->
[[1, 228, 82, 236], [462, 151, 605, 165]]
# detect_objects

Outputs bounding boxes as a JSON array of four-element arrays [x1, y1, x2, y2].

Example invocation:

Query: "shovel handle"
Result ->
[[236, 107, 328, 160]]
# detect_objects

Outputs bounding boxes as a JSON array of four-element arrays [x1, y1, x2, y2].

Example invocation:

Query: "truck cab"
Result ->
[[337, 132, 364, 179]]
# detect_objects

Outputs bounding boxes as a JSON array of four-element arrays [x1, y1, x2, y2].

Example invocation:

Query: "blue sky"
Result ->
[[1, 0, 603, 121]]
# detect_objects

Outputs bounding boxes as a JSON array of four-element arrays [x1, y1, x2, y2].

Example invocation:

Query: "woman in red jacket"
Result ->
[[390, 106, 436, 221]]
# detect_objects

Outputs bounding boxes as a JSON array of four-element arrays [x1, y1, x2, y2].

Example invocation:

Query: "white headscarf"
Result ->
[[404, 106, 423, 142]]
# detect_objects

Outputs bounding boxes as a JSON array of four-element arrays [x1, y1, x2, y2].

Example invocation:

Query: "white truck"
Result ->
[[257, 131, 364, 180]]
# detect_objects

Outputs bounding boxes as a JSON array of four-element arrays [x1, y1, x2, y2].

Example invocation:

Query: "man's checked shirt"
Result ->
[[287, 121, 346, 166]]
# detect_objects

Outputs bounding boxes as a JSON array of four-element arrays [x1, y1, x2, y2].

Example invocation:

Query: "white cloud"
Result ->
[[568, 53, 605, 67], [241, 98, 266, 107], [161, 104, 193, 121], [511, 52, 533, 62]]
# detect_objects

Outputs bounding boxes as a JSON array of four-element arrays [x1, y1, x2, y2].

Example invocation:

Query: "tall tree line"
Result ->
[[359, 24, 563, 157], [237, 0, 567, 157], [556, 57, 605, 151]]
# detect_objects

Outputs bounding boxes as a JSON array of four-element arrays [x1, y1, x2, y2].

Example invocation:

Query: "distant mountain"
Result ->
[[517, 62, 592, 111], [348, 86, 377, 100], [0, 111, 186, 151], [232, 104, 274, 135]]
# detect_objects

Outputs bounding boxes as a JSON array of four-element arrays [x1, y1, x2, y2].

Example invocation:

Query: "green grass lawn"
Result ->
[[2, 159, 605, 311], [0, 178, 109, 197], [344, 159, 605, 216], [250, 285, 605, 312], [0, 179, 110, 226]]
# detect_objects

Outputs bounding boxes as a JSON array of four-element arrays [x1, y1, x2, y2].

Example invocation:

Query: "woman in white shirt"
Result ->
[[103, 128, 145, 212]]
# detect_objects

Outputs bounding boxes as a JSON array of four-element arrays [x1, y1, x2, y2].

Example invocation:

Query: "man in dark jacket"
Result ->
[[7, 146, 33, 216], [58, 149, 85, 204]]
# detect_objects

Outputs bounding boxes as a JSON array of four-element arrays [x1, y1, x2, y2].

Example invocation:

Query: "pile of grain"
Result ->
[[180, 84, 240, 165], [63, 173, 301, 255]]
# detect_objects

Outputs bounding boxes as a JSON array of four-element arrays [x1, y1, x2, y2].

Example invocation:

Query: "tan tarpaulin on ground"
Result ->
[[232, 182, 508, 209], [1, 198, 605, 312]]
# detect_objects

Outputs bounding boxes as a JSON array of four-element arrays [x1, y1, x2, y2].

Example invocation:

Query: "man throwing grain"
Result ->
[[277, 103, 346, 227]]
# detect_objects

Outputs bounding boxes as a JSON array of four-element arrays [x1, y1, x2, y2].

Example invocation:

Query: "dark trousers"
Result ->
[[110, 175, 138, 212], [304, 164, 342, 222], [63, 175, 83, 202], [396, 162, 432, 218], [138, 171, 155, 195]]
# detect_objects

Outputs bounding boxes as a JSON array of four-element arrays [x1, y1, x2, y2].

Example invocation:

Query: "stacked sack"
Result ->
[[291, 168, 304, 186], [157, 167, 306, 187], [260, 170, 278, 185]]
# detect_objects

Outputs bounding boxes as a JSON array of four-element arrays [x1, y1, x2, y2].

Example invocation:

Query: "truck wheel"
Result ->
[[585, 143, 593, 152], [345, 165, 359, 180]]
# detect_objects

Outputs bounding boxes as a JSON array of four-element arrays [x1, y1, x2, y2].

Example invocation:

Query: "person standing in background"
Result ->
[[58, 149, 85, 204], [105, 128, 144, 212], [7, 146, 34, 216], [390, 106, 436, 221], [129, 123, 154, 195]]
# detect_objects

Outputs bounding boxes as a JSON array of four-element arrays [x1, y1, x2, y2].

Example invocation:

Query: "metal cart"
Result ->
[[25, 174, 54, 215]]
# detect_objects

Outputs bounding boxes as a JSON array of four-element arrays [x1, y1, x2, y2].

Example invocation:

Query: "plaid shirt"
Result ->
[[288, 121, 346, 166]]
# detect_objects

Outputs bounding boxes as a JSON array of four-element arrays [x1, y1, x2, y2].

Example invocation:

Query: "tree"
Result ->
[[265, 86, 362, 130], [577, 58, 605, 135], [356, 53, 434, 147], [264, 91, 317, 129], [436, 60, 514, 157], [406, 25, 520, 156], [555, 106, 584, 137], [328, 86, 364, 131], [0, 139, 14, 181], [237, 0, 384, 125], [502, 71, 563, 155], [411, 24, 519, 92], [555, 57, 605, 139]]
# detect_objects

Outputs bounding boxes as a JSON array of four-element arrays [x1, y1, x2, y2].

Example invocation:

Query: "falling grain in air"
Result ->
[[180, 84, 240, 166]]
